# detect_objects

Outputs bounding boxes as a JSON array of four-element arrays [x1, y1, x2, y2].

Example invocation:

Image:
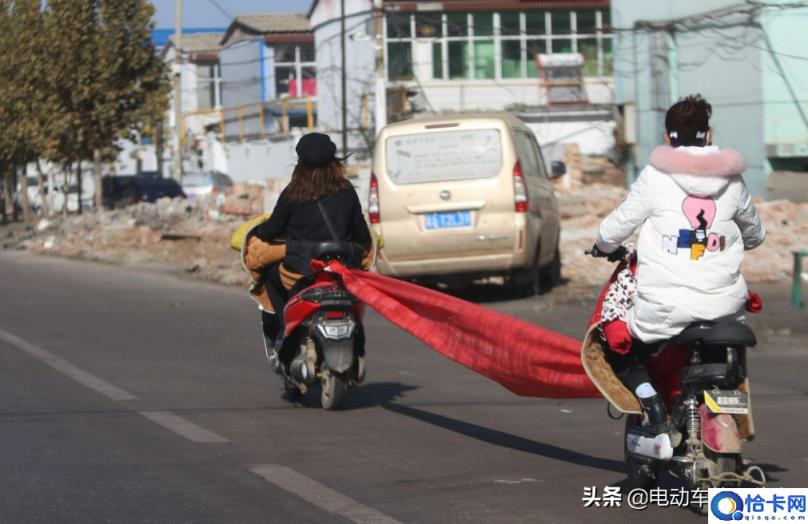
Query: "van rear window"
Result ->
[[385, 129, 502, 184]]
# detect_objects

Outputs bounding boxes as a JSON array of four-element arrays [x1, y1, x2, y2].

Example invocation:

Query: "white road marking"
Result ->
[[250, 464, 402, 524], [495, 478, 539, 485], [0, 328, 229, 445], [0, 327, 137, 401], [139, 410, 229, 444]]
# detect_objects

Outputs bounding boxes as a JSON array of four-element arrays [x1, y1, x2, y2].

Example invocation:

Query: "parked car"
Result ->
[[181, 172, 233, 201], [370, 112, 566, 294], [15, 176, 80, 214], [102, 172, 185, 209]]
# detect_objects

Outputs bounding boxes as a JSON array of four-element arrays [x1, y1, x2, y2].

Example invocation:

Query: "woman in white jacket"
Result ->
[[594, 95, 765, 434]]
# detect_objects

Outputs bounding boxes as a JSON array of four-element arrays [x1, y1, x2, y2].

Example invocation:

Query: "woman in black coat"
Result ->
[[256, 133, 371, 346]]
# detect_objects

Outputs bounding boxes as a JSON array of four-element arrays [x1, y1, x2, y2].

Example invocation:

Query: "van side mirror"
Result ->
[[550, 161, 567, 179]]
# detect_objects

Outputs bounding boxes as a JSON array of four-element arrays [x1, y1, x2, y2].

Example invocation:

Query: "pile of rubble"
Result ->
[[557, 183, 628, 285], [10, 177, 806, 290], [557, 183, 808, 285], [744, 199, 808, 282], [21, 186, 263, 287]]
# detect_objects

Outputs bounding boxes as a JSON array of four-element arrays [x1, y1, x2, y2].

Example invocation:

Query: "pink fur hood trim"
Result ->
[[649, 145, 746, 177]]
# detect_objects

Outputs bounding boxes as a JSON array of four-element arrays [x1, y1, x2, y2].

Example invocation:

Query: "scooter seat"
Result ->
[[680, 363, 737, 385], [310, 241, 362, 265], [670, 319, 756, 348]]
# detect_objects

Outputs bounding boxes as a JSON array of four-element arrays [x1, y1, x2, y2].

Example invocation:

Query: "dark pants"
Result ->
[[260, 262, 315, 343], [605, 339, 664, 394], [261, 262, 289, 343]]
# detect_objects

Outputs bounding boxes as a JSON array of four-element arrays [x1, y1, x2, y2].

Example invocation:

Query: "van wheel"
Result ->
[[510, 253, 542, 298], [539, 248, 562, 290]]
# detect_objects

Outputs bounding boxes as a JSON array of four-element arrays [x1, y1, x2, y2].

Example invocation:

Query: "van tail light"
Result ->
[[368, 172, 380, 224], [513, 161, 529, 213]]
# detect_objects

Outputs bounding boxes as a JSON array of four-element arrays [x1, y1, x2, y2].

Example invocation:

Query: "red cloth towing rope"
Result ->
[[317, 261, 600, 399]]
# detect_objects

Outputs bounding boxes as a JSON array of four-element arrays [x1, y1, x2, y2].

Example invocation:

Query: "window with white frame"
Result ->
[[274, 43, 316, 98], [385, 9, 613, 81], [196, 62, 222, 109]]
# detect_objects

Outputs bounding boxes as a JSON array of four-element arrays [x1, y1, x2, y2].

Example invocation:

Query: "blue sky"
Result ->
[[151, 0, 312, 29]]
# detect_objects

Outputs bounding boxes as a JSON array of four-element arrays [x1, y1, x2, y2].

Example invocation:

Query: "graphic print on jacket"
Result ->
[[663, 195, 726, 259], [595, 145, 765, 342]]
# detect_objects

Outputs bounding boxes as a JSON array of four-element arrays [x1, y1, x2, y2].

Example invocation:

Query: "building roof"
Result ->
[[152, 27, 227, 48], [221, 13, 312, 45], [167, 32, 224, 54], [234, 13, 311, 33], [308, 0, 610, 18]]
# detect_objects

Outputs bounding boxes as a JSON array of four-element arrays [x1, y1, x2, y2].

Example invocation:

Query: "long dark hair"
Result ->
[[665, 94, 712, 147], [286, 159, 352, 202]]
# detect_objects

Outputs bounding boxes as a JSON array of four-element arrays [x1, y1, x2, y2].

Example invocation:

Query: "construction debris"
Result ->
[[558, 183, 808, 285], [6, 179, 806, 289], [220, 182, 266, 216]]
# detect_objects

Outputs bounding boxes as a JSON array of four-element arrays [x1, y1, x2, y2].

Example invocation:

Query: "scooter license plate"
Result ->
[[704, 389, 749, 414]]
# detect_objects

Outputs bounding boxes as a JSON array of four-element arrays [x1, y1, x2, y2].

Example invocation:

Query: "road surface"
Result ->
[[1, 251, 806, 523]]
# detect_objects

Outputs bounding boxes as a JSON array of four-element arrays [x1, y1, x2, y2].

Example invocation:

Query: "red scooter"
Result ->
[[581, 247, 766, 509], [274, 242, 366, 410]]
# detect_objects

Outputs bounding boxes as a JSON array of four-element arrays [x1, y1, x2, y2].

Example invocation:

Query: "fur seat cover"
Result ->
[[237, 218, 374, 313]]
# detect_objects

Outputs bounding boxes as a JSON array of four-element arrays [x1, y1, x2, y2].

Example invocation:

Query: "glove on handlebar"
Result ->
[[588, 243, 628, 263], [746, 290, 762, 313]]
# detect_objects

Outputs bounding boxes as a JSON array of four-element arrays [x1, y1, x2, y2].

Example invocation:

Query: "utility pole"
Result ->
[[373, 0, 386, 134], [340, 0, 348, 156], [666, 31, 678, 105], [172, 0, 183, 182]]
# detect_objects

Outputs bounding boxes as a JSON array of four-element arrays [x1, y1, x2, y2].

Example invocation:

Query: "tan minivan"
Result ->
[[369, 112, 565, 294]]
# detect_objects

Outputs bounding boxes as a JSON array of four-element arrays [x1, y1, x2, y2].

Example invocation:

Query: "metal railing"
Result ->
[[181, 97, 317, 144]]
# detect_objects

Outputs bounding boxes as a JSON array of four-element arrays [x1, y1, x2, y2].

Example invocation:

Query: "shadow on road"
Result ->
[[414, 279, 573, 304], [345, 382, 420, 410], [756, 463, 787, 484], [382, 401, 625, 474], [290, 381, 420, 410]]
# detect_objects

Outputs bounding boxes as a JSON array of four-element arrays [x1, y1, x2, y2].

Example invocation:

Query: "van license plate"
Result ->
[[425, 211, 471, 230]]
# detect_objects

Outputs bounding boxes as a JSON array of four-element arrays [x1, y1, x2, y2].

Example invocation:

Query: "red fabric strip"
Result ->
[[322, 261, 600, 399]]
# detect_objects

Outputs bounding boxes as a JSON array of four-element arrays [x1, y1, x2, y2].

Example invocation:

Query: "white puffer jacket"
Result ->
[[596, 145, 766, 342]]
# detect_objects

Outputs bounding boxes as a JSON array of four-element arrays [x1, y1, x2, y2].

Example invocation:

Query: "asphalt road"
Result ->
[[1, 251, 806, 524]]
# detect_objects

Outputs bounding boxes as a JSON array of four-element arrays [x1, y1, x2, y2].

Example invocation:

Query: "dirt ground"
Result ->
[[4, 182, 807, 289], [557, 183, 808, 285]]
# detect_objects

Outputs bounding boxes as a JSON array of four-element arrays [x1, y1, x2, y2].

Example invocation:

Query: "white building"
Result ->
[[162, 32, 225, 145], [309, 0, 616, 161]]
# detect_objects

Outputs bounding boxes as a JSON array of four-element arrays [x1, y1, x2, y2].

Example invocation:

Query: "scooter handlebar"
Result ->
[[586, 244, 628, 262]]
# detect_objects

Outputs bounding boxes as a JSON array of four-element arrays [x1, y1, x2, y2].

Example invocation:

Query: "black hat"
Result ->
[[296, 132, 337, 167]]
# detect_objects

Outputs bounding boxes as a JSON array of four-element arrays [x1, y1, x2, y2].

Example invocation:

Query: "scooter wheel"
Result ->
[[321, 372, 347, 410], [624, 415, 655, 490], [282, 379, 303, 400]]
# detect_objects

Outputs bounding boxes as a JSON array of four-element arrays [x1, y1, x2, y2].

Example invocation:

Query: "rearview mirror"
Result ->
[[550, 161, 567, 179]]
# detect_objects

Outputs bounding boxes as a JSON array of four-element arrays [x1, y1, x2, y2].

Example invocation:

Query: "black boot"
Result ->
[[639, 395, 670, 435]]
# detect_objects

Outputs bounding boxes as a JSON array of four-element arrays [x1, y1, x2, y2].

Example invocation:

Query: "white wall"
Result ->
[[403, 78, 613, 113], [164, 47, 201, 126], [311, 0, 375, 155], [224, 135, 301, 183], [527, 121, 616, 163]]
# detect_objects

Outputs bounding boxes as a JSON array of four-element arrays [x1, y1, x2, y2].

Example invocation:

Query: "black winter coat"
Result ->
[[255, 186, 371, 274]]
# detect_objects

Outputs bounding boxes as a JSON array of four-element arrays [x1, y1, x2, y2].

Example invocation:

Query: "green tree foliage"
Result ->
[[0, 1, 54, 219], [0, 0, 168, 214], [0, 1, 52, 164]]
